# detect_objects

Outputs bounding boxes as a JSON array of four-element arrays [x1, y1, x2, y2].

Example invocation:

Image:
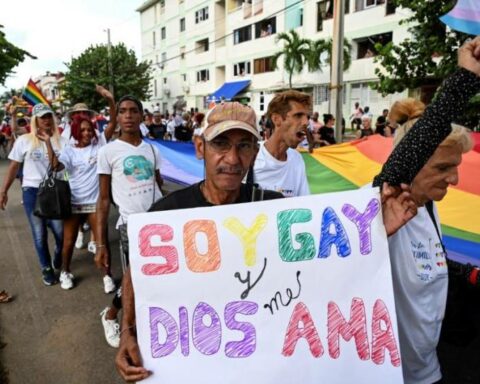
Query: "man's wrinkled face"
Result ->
[[195, 129, 258, 192], [411, 143, 463, 205], [272, 101, 309, 149]]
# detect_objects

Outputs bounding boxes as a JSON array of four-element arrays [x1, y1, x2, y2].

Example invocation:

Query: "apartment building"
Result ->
[[137, 0, 410, 120]]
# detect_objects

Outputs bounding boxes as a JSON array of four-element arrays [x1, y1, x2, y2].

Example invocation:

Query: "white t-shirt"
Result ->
[[97, 139, 163, 226], [388, 204, 448, 384], [139, 123, 150, 137], [58, 134, 107, 205], [8, 135, 68, 188], [253, 142, 310, 197]]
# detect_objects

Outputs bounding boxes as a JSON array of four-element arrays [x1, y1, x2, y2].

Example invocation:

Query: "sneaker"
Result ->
[[87, 241, 96, 254], [100, 307, 120, 348], [75, 231, 86, 249], [42, 267, 57, 286], [103, 275, 116, 294], [59, 271, 74, 290]]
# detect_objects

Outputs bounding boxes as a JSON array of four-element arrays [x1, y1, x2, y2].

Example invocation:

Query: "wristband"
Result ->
[[96, 244, 106, 248]]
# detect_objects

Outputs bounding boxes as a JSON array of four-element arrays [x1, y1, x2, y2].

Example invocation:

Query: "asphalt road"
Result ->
[[0, 158, 479, 384]]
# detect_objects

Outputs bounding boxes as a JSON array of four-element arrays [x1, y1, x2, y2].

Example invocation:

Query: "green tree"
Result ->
[[373, 0, 467, 95], [308, 37, 352, 72], [272, 30, 311, 89], [0, 25, 36, 86], [64, 43, 152, 111]]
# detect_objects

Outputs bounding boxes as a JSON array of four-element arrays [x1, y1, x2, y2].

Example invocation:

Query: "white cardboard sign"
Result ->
[[128, 188, 403, 384]]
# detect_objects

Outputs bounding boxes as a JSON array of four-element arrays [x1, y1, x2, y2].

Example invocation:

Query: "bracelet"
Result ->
[[96, 244, 106, 248]]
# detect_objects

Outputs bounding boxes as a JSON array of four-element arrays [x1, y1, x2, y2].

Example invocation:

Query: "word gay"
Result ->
[[148, 297, 400, 367], [138, 199, 380, 276]]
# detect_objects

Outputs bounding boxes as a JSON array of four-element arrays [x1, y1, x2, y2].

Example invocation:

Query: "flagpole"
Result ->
[[331, 0, 345, 143]]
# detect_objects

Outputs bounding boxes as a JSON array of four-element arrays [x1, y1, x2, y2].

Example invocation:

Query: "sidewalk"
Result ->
[[0, 159, 123, 384]]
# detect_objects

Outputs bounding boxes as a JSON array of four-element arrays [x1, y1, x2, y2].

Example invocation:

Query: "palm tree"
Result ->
[[308, 38, 352, 73], [272, 30, 311, 89]]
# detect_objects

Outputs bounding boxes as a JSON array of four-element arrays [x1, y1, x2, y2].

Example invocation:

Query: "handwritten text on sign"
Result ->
[[128, 188, 403, 384]]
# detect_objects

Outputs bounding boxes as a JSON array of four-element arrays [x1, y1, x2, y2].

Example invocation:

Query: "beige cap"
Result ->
[[202, 102, 261, 141], [66, 103, 97, 119]]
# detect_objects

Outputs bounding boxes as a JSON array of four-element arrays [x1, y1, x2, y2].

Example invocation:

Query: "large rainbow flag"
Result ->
[[21, 78, 50, 106], [148, 135, 480, 267]]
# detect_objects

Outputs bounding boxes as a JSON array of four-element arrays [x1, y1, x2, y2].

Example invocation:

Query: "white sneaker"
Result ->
[[103, 275, 116, 294], [59, 271, 74, 290], [75, 231, 86, 249], [87, 241, 96, 254], [100, 307, 120, 348]]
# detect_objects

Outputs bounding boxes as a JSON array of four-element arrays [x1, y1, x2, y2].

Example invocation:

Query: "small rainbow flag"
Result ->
[[21, 78, 50, 107], [440, 0, 480, 36]]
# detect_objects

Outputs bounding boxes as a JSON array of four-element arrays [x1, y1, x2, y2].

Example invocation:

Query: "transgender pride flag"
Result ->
[[441, 0, 480, 35]]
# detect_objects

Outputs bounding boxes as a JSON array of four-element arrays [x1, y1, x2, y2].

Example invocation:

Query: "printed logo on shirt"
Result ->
[[123, 155, 154, 183], [410, 240, 447, 282], [272, 186, 294, 197]]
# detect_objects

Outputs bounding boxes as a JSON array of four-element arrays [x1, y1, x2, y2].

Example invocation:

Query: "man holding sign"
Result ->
[[115, 102, 417, 382]]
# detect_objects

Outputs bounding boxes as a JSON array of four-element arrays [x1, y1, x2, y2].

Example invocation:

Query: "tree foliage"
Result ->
[[64, 43, 152, 111], [272, 30, 352, 89], [0, 25, 36, 86], [272, 30, 311, 89], [308, 38, 352, 73], [373, 0, 470, 95]]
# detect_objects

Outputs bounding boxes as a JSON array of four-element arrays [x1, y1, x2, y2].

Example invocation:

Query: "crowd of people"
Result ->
[[1, 36, 480, 384]]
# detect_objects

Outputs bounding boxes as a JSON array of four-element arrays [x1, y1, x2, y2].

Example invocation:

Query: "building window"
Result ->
[[195, 38, 209, 53], [255, 17, 276, 38], [180, 18, 185, 32], [259, 91, 265, 112], [195, 6, 209, 23], [154, 79, 158, 97], [161, 52, 167, 64], [163, 77, 167, 84], [161, 27, 166, 40], [385, 0, 396, 15], [180, 46, 186, 60], [354, 32, 392, 59], [197, 69, 210, 82], [299, 8, 303, 27], [233, 25, 252, 45], [234, 61, 251, 76], [356, 0, 384, 11], [253, 57, 274, 74], [182, 74, 187, 82], [313, 85, 330, 104], [152, 31, 156, 47], [317, 1, 333, 31]]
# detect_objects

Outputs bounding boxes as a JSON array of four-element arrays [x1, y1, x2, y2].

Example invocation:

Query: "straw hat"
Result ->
[[66, 103, 97, 119]]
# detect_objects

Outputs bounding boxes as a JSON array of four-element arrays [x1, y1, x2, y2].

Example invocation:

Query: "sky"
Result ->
[[1, 0, 143, 93]]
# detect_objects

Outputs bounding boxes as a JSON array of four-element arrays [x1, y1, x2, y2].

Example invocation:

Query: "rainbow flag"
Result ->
[[21, 78, 50, 107], [440, 0, 480, 35], [147, 136, 480, 267], [302, 135, 480, 267]]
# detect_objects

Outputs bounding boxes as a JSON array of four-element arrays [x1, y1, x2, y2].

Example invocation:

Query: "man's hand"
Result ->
[[458, 36, 480, 76], [381, 182, 417, 236], [95, 247, 110, 270], [96, 85, 114, 101], [115, 332, 151, 382]]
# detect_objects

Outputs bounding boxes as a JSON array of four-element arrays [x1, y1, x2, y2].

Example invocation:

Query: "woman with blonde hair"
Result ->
[[0, 103, 68, 285]]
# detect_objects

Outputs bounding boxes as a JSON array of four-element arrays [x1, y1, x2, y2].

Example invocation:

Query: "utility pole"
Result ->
[[106, 28, 114, 95], [330, 0, 345, 143]]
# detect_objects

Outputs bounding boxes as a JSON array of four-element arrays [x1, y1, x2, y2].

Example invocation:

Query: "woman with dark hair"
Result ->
[[318, 113, 336, 146], [37, 86, 117, 291]]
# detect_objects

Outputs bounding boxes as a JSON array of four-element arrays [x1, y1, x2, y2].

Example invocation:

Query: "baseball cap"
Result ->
[[32, 104, 54, 117], [202, 102, 261, 141]]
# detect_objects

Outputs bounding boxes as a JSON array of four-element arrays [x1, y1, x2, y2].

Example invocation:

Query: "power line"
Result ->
[[146, 0, 307, 69]]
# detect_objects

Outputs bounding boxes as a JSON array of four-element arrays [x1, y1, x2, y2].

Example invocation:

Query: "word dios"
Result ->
[[138, 199, 380, 275]]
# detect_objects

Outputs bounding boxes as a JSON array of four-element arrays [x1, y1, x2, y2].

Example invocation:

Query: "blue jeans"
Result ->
[[22, 187, 64, 270]]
